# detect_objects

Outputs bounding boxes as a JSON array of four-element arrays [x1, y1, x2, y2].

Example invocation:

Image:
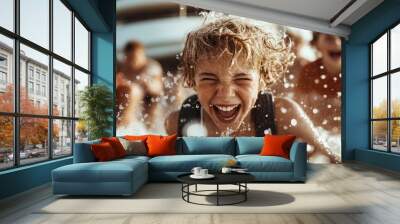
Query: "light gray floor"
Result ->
[[0, 163, 400, 224]]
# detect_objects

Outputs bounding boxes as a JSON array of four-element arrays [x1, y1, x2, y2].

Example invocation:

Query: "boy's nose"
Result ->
[[216, 83, 236, 97]]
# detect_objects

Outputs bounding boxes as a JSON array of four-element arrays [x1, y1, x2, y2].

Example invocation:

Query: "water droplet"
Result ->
[[289, 74, 294, 80], [284, 82, 290, 88], [283, 126, 288, 130], [320, 74, 326, 79], [323, 84, 328, 88], [322, 119, 328, 125], [320, 65, 324, 69], [327, 104, 332, 108], [337, 92, 342, 97], [314, 79, 320, 84], [312, 108, 319, 114], [264, 128, 271, 134], [290, 119, 297, 126], [280, 107, 287, 114], [323, 94, 327, 98]]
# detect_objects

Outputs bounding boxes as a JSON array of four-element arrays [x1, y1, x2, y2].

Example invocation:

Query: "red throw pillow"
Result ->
[[260, 135, 296, 159], [91, 142, 117, 161], [101, 137, 126, 158], [146, 134, 177, 157]]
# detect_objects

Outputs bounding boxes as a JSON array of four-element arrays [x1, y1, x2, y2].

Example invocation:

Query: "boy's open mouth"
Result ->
[[212, 104, 241, 123], [328, 50, 341, 60]]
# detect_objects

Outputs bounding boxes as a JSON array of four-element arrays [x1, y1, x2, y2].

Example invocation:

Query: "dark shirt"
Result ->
[[177, 92, 276, 136]]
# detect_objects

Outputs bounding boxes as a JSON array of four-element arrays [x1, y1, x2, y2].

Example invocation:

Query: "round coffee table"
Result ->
[[177, 173, 255, 206]]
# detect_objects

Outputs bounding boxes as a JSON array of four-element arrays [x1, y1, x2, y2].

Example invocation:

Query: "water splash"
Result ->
[[290, 119, 297, 126]]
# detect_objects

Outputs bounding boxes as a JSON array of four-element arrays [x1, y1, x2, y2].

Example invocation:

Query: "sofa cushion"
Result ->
[[101, 137, 127, 158], [118, 155, 150, 162], [53, 158, 147, 183], [235, 137, 264, 155], [73, 140, 100, 163], [177, 137, 235, 155], [260, 135, 296, 159], [118, 138, 147, 156], [91, 142, 118, 161], [147, 134, 177, 157], [236, 155, 293, 172], [149, 154, 235, 172]]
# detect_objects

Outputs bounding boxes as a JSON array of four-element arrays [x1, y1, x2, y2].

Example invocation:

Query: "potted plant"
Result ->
[[79, 84, 113, 140]]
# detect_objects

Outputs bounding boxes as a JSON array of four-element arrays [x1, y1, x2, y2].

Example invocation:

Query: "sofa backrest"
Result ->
[[176, 137, 236, 155], [74, 136, 267, 161], [73, 139, 100, 163], [235, 137, 264, 155]]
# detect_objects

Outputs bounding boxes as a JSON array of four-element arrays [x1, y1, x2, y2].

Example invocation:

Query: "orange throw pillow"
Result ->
[[124, 135, 150, 141], [91, 142, 117, 161], [260, 135, 296, 159], [101, 137, 126, 158], [146, 134, 177, 157]]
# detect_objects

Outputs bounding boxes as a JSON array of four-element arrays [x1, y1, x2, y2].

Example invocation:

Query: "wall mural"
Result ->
[[116, 3, 342, 163]]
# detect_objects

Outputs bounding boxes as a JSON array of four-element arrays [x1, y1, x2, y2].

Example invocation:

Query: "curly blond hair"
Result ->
[[179, 17, 295, 89]]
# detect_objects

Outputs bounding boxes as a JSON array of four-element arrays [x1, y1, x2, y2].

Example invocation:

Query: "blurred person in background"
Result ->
[[293, 33, 342, 163], [116, 41, 164, 131], [294, 33, 341, 133]]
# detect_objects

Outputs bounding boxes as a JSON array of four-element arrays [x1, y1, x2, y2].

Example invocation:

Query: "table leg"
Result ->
[[217, 184, 219, 206], [181, 184, 183, 199], [245, 183, 247, 201], [187, 184, 190, 202]]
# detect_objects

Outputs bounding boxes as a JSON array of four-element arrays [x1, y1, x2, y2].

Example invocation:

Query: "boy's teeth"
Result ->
[[215, 105, 238, 112]]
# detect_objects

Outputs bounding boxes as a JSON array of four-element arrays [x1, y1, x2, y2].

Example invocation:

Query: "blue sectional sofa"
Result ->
[[52, 137, 307, 196]]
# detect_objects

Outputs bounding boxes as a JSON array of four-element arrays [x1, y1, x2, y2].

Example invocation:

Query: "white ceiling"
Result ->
[[226, 0, 353, 24], [117, 0, 384, 37], [171, 0, 384, 37]]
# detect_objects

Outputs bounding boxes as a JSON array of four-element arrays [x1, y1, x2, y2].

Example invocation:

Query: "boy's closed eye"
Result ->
[[234, 73, 253, 84], [199, 73, 218, 82]]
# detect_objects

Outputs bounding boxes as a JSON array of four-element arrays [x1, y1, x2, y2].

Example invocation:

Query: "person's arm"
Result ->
[[116, 79, 144, 126], [274, 97, 340, 163], [143, 60, 164, 96], [164, 110, 179, 135]]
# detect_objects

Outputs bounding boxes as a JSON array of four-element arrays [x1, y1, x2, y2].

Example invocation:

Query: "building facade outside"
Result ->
[[0, 41, 78, 168]]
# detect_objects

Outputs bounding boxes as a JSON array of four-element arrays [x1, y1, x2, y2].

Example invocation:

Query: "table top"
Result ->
[[177, 172, 255, 185]]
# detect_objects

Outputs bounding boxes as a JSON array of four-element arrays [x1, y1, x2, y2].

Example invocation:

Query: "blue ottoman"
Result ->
[[52, 156, 148, 196]]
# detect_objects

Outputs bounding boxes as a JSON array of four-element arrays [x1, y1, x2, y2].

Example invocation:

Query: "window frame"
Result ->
[[0, 0, 92, 171], [370, 20, 400, 154]]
